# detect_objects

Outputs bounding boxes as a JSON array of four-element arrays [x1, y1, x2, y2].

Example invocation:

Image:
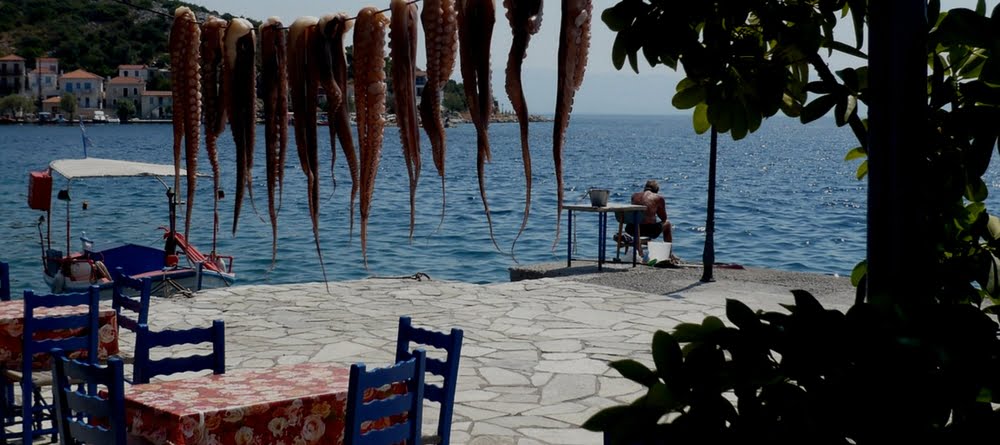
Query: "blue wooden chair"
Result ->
[[132, 319, 225, 384], [0, 262, 10, 302], [111, 267, 151, 365], [1, 286, 101, 444], [50, 348, 127, 445], [395, 317, 463, 445], [345, 349, 426, 445]]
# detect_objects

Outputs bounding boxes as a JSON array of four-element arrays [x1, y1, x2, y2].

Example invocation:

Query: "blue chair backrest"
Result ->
[[132, 319, 225, 384], [346, 349, 426, 445], [0, 261, 10, 301], [23, 287, 101, 373], [111, 267, 151, 333], [50, 348, 126, 445], [395, 316, 463, 445]]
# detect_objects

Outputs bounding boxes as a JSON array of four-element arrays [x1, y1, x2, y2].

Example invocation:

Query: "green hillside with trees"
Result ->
[[0, 0, 229, 77]]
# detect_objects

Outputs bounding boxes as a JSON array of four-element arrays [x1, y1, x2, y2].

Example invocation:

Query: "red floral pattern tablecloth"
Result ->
[[126, 363, 407, 445], [0, 300, 119, 369]]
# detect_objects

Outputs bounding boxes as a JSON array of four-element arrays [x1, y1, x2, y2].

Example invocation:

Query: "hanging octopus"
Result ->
[[390, 0, 421, 240], [552, 0, 591, 249], [504, 0, 543, 255], [288, 17, 329, 287], [317, 13, 361, 239], [420, 0, 459, 227], [354, 6, 390, 266], [457, 0, 499, 250], [260, 18, 289, 267], [223, 18, 257, 235], [169, 7, 201, 241]]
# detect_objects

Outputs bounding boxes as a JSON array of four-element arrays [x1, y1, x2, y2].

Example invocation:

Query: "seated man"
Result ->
[[626, 179, 673, 243]]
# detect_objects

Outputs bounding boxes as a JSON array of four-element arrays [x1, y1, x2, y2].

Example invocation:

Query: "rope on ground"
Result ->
[[367, 272, 432, 281]]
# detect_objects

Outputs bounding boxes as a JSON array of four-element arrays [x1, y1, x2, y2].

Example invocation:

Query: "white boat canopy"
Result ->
[[49, 157, 189, 179]]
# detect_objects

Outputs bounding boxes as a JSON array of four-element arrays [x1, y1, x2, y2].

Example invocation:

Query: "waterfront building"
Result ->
[[140, 90, 172, 119], [106, 75, 145, 113], [0, 55, 27, 96], [59, 69, 105, 118]]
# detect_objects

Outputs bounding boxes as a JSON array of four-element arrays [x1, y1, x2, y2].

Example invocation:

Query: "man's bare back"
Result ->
[[631, 191, 667, 225]]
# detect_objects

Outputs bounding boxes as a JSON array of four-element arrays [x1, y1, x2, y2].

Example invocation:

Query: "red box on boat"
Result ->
[[28, 170, 52, 211]]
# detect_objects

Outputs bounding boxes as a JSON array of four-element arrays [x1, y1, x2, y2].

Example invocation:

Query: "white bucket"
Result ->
[[647, 242, 672, 262]]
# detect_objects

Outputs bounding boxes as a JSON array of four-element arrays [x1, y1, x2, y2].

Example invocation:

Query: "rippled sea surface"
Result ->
[[2, 115, 994, 291]]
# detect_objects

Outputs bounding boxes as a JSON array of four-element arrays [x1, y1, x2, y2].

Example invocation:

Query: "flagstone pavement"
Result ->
[[118, 269, 854, 445]]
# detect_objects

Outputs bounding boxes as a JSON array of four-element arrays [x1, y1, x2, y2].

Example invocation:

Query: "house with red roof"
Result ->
[[60, 69, 105, 117], [27, 57, 61, 99], [0, 55, 28, 96], [140, 90, 172, 119], [117, 64, 152, 81], [106, 75, 146, 114]]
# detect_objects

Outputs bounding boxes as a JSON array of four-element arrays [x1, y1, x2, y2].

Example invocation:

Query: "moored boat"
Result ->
[[29, 157, 235, 297]]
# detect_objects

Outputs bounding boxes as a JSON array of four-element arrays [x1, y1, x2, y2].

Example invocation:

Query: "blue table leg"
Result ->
[[632, 214, 641, 267], [567, 209, 573, 267], [598, 212, 606, 270]]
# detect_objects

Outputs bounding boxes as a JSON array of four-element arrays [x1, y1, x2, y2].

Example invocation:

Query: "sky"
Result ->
[[192, 0, 993, 115]]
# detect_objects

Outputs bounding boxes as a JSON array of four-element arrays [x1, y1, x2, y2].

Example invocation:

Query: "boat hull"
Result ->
[[42, 243, 235, 298]]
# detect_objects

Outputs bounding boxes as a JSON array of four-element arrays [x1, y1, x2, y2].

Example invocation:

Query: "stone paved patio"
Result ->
[[113, 273, 853, 445]]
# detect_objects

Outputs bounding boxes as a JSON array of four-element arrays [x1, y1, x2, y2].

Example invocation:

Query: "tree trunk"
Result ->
[[866, 1, 929, 305], [701, 127, 717, 282]]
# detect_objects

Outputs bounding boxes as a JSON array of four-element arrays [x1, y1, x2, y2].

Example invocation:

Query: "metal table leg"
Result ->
[[566, 208, 573, 267], [598, 212, 606, 270]]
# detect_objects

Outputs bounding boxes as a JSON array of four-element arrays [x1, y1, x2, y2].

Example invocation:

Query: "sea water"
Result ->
[[0, 115, 992, 292]]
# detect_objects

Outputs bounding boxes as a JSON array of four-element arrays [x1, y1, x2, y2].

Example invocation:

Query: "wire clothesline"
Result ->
[[109, 0, 421, 26]]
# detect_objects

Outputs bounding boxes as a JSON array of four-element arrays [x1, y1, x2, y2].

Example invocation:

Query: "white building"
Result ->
[[140, 90, 172, 119], [27, 57, 61, 100], [106, 75, 145, 112], [117, 64, 152, 82], [59, 69, 105, 117]]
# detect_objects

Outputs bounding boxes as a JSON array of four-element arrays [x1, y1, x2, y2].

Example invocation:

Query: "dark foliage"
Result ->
[[1, 0, 222, 77]]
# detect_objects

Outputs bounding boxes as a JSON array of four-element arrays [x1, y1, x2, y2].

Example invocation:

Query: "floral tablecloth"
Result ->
[[125, 363, 407, 445], [0, 300, 119, 369]]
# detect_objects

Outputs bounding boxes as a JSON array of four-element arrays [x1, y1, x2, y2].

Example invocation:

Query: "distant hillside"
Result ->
[[0, 0, 233, 78]]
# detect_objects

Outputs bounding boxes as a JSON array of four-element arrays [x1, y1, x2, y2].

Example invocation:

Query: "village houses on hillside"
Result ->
[[0, 55, 172, 120]]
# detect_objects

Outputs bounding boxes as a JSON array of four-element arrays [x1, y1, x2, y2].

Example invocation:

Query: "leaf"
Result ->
[[702, 316, 725, 332], [976, 0, 986, 16], [730, 103, 748, 140], [693, 104, 710, 134], [791, 289, 824, 313], [851, 260, 867, 287], [725, 299, 760, 330], [987, 215, 1000, 241], [800, 94, 837, 124], [673, 322, 704, 342], [848, 0, 866, 48], [646, 382, 680, 411], [651, 330, 682, 382], [844, 146, 867, 161], [672, 84, 706, 110], [855, 159, 868, 179], [601, 5, 633, 32], [965, 177, 988, 202], [822, 40, 868, 59], [612, 33, 627, 71], [610, 360, 659, 387], [628, 49, 640, 74], [834, 96, 848, 127], [582, 405, 632, 431]]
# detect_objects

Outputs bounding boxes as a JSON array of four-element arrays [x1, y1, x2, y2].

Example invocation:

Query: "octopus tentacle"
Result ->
[[457, 0, 500, 251], [355, 7, 390, 267], [200, 16, 227, 256], [504, 0, 543, 255], [260, 18, 289, 267], [223, 19, 257, 235], [168, 9, 188, 221], [288, 17, 329, 289], [319, 14, 360, 239], [420, 0, 458, 228], [390, 0, 421, 241], [170, 7, 200, 241], [552, 0, 591, 249]]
